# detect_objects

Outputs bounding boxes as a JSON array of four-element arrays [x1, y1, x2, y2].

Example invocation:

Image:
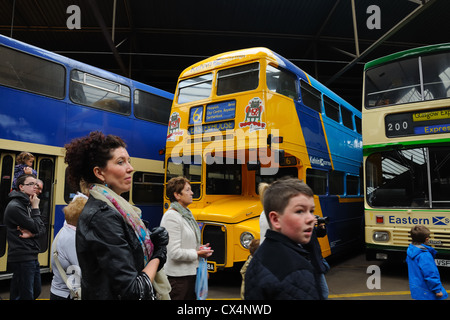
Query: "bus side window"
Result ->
[[355, 116, 362, 134], [0, 45, 65, 99], [346, 175, 360, 196], [306, 168, 327, 195], [134, 90, 172, 125], [70, 70, 131, 115], [132, 172, 164, 205], [341, 107, 354, 130], [329, 171, 344, 195], [300, 80, 322, 113], [323, 96, 340, 122]]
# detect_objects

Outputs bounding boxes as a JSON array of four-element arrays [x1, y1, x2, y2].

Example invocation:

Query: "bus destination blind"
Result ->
[[385, 107, 450, 138]]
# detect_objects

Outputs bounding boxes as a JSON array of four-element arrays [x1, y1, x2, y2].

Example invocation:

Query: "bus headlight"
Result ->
[[240, 232, 254, 249], [373, 231, 389, 242]]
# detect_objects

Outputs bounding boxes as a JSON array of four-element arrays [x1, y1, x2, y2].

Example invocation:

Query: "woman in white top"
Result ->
[[160, 176, 213, 300], [50, 193, 87, 299]]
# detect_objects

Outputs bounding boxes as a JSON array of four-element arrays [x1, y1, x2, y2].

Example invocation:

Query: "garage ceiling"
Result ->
[[1, 0, 448, 109]]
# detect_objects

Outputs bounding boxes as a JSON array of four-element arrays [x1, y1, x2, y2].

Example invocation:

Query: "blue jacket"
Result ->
[[406, 243, 448, 300]]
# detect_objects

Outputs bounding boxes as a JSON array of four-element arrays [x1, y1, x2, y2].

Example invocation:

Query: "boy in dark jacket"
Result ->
[[406, 225, 447, 300], [245, 178, 322, 300]]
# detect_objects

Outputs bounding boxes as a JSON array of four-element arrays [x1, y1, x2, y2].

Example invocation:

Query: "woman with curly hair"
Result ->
[[64, 131, 170, 300]]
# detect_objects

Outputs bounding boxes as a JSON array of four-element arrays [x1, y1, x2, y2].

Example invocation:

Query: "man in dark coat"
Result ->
[[4, 174, 46, 300]]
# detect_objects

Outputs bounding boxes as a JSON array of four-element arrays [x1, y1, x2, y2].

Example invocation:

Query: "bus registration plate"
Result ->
[[435, 259, 450, 267], [207, 261, 216, 273]]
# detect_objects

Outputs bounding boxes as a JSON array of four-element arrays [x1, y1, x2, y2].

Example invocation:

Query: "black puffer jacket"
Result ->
[[3, 190, 46, 262], [76, 197, 153, 300], [245, 229, 322, 300]]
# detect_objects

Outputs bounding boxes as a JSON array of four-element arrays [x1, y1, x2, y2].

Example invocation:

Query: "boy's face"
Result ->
[[269, 193, 316, 244]]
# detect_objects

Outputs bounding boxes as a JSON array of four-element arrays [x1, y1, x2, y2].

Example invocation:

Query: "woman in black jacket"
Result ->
[[64, 131, 169, 300]]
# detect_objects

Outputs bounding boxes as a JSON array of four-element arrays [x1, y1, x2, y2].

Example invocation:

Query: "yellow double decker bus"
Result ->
[[164, 48, 364, 271], [363, 43, 450, 265]]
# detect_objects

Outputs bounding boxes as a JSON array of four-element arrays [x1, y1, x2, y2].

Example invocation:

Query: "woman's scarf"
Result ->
[[89, 184, 154, 264], [169, 201, 201, 247], [89, 184, 171, 300]]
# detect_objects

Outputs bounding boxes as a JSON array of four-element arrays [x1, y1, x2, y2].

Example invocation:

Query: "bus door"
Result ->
[[0, 153, 14, 273], [35, 156, 55, 269]]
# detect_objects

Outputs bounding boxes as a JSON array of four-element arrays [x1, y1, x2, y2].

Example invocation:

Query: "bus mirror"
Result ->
[[267, 134, 283, 148], [247, 161, 261, 171], [278, 149, 285, 164]]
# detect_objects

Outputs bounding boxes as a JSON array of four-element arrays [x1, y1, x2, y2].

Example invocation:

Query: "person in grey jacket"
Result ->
[[50, 192, 87, 300], [4, 173, 46, 300]]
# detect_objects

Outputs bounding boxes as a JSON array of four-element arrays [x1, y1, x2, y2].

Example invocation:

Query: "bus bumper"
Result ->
[[366, 244, 450, 266], [365, 244, 407, 263]]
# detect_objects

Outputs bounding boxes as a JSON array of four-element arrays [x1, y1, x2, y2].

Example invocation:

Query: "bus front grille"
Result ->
[[202, 224, 226, 265], [392, 229, 450, 249]]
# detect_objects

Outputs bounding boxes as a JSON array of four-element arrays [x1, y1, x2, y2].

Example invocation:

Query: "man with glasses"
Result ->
[[3, 174, 46, 300], [35, 179, 43, 197]]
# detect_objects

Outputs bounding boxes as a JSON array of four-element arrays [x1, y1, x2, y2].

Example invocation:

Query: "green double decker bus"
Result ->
[[363, 43, 450, 265]]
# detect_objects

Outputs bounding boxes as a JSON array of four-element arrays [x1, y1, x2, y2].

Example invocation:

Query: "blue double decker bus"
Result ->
[[0, 34, 173, 278]]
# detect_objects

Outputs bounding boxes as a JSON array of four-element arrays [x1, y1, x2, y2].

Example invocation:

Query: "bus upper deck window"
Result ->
[[217, 62, 259, 96], [300, 80, 321, 112], [134, 90, 172, 124], [323, 96, 340, 122], [421, 52, 450, 101], [177, 73, 213, 104], [365, 57, 420, 108], [0, 45, 65, 99], [341, 107, 354, 130], [266, 65, 298, 99], [70, 70, 131, 114]]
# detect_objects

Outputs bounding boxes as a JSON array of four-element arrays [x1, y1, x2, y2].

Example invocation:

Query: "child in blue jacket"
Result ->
[[406, 225, 447, 300], [12, 152, 37, 190]]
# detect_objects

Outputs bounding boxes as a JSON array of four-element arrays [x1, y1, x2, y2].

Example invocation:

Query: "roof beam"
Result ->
[[325, 0, 436, 85], [87, 0, 128, 76], [351, 0, 360, 57]]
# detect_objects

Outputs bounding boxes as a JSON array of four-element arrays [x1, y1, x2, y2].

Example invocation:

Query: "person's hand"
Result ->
[[29, 193, 40, 209], [198, 243, 214, 258], [150, 226, 169, 247], [17, 226, 34, 238], [149, 227, 169, 270], [436, 291, 444, 298], [23, 167, 32, 174]]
